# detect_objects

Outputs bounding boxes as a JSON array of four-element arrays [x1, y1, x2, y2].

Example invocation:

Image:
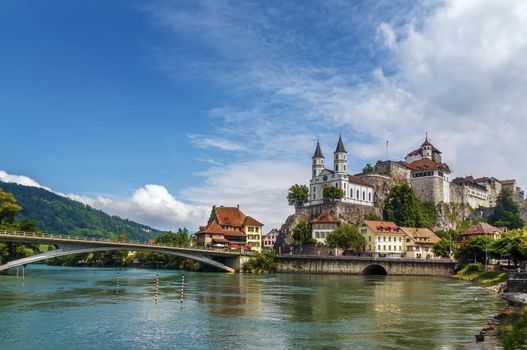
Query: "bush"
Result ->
[[243, 250, 277, 273], [460, 262, 484, 275]]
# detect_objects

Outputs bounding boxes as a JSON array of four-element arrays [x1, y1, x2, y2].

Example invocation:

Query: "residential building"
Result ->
[[310, 210, 339, 243], [360, 220, 406, 258], [459, 223, 505, 241], [262, 229, 279, 250], [195, 205, 264, 251], [399, 227, 441, 259], [309, 136, 374, 207]]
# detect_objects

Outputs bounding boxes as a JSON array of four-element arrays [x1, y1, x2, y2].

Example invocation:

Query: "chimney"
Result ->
[[237, 204, 240, 209]]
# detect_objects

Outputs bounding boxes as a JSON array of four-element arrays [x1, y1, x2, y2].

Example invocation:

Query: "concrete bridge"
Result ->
[[277, 255, 456, 276], [0, 230, 253, 273]]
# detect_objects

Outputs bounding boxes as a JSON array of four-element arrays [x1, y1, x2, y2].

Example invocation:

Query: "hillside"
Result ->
[[0, 181, 162, 241]]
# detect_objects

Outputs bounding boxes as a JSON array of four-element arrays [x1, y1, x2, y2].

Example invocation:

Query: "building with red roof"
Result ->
[[459, 223, 505, 241], [195, 205, 264, 251]]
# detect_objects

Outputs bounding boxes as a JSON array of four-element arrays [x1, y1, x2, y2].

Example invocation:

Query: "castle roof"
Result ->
[[311, 210, 339, 224], [313, 141, 324, 158], [363, 220, 404, 234], [451, 176, 488, 191], [421, 134, 433, 147], [400, 158, 450, 172], [335, 135, 347, 153]]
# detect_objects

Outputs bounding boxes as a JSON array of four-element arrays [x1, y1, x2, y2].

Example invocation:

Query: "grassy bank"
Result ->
[[455, 263, 508, 287]]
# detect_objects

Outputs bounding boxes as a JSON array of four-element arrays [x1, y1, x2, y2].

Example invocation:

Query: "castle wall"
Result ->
[[357, 174, 393, 207], [410, 176, 446, 203], [375, 161, 411, 182]]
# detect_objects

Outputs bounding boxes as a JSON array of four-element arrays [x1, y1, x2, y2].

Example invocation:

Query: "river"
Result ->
[[0, 265, 505, 349]]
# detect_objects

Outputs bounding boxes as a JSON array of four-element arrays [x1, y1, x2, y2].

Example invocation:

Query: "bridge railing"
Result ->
[[0, 230, 255, 255]]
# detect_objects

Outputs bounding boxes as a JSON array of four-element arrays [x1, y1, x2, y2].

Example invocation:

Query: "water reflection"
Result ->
[[0, 265, 505, 350]]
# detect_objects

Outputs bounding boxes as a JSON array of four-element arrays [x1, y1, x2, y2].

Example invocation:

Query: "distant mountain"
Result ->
[[0, 181, 162, 241]]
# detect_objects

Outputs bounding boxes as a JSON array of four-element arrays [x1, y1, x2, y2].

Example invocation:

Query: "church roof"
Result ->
[[348, 175, 374, 188], [400, 158, 450, 172], [313, 142, 324, 158], [335, 135, 347, 153]]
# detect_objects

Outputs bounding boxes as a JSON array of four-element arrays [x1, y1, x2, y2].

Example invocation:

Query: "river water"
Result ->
[[0, 265, 505, 350]]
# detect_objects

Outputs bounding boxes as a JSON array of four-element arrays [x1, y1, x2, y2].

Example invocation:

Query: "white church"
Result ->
[[309, 136, 374, 207]]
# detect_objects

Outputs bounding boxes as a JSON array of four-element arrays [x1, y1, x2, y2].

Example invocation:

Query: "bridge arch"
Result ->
[[362, 264, 388, 275], [0, 246, 235, 273]]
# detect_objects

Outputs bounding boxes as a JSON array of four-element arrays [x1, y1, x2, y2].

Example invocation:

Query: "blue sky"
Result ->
[[1, 0, 527, 231]]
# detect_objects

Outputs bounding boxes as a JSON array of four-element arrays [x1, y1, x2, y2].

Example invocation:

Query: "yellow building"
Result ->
[[361, 220, 406, 258]]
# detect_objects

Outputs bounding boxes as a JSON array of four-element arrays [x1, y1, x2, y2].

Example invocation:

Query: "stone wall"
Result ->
[[375, 161, 411, 182], [411, 176, 445, 203], [357, 174, 393, 208], [277, 255, 455, 276]]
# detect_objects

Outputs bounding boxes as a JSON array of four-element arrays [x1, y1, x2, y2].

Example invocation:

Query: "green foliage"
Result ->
[[243, 250, 277, 273], [459, 262, 484, 275], [362, 164, 375, 174], [326, 224, 365, 251], [292, 220, 311, 246], [457, 235, 493, 263], [0, 188, 22, 224], [287, 184, 309, 207], [435, 229, 460, 241], [155, 228, 190, 247], [503, 310, 527, 350], [383, 184, 437, 228], [432, 238, 458, 258], [488, 190, 525, 229], [323, 186, 345, 201], [418, 201, 437, 229], [383, 184, 421, 227], [365, 210, 382, 221], [490, 229, 527, 265], [0, 182, 161, 240]]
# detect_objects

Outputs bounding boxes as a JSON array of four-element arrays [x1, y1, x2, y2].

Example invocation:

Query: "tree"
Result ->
[[323, 186, 344, 201], [292, 220, 311, 246], [491, 230, 527, 266], [156, 228, 190, 247], [488, 190, 525, 229], [383, 184, 421, 227], [287, 184, 309, 207], [457, 235, 493, 263], [326, 224, 365, 251], [365, 210, 382, 221], [418, 201, 438, 229], [0, 188, 22, 225], [362, 164, 375, 174], [432, 238, 458, 258]]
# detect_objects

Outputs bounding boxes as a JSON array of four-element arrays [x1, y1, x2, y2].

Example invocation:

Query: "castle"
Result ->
[[302, 134, 526, 223]]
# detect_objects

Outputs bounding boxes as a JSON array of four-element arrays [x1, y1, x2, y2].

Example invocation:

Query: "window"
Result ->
[[368, 245, 371, 251], [369, 192, 371, 201], [378, 245, 381, 250], [363, 191, 365, 200], [368, 236, 371, 242], [383, 236, 386, 242], [344, 164, 347, 171], [399, 246, 401, 251], [399, 237, 402, 242], [248, 227, 254, 232], [350, 190, 353, 198], [388, 237, 391, 242], [383, 245, 386, 250], [389, 245, 391, 251], [357, 190, 359, 198]]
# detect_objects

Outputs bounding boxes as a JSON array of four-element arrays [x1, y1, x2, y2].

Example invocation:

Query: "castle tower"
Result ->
[[421, 133, 433, 160], [334, 135, 348, 175], [312, 141, 324, 177]]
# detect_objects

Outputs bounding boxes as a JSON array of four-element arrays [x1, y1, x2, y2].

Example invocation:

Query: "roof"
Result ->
[[214, 206, 247, 227], [500, 179, 516, 185], [212, 238, 229, 243], [401, 158, 450, 172], [313, 142, 324, 158], [348, 175, 374, 187], [311, 210, 339, 224], [335, 135, 347, 153], [421, 134, 432, 147], [197, 221, 229, 235], [399, 227, 440, 244], [460, 223, 504, 237], [363, 220, 404, 234], [451, 176, 488, 191], [243, 216, 264, 226]]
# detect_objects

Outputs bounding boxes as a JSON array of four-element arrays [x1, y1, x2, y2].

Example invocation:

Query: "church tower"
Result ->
[[312, 141, 324, 178], [334, 135, 348, 175]]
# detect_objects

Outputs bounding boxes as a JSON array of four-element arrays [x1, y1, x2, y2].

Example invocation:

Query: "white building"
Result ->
[[309, 136, 374, 207], [310, 210, 339, 244]]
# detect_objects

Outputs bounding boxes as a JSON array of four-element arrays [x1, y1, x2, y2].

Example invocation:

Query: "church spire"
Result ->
[[313, 141, 324, 158], [335, 134, 347, 153]]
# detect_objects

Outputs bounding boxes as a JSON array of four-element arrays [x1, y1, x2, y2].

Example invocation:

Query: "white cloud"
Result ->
[[0, 170, 52, 192], [377, 22, 398, 49], [188, 133, 246, 151]]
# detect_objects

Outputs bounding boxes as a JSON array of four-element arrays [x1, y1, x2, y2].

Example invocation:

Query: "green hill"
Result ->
[[0, 181, 162, 241]]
